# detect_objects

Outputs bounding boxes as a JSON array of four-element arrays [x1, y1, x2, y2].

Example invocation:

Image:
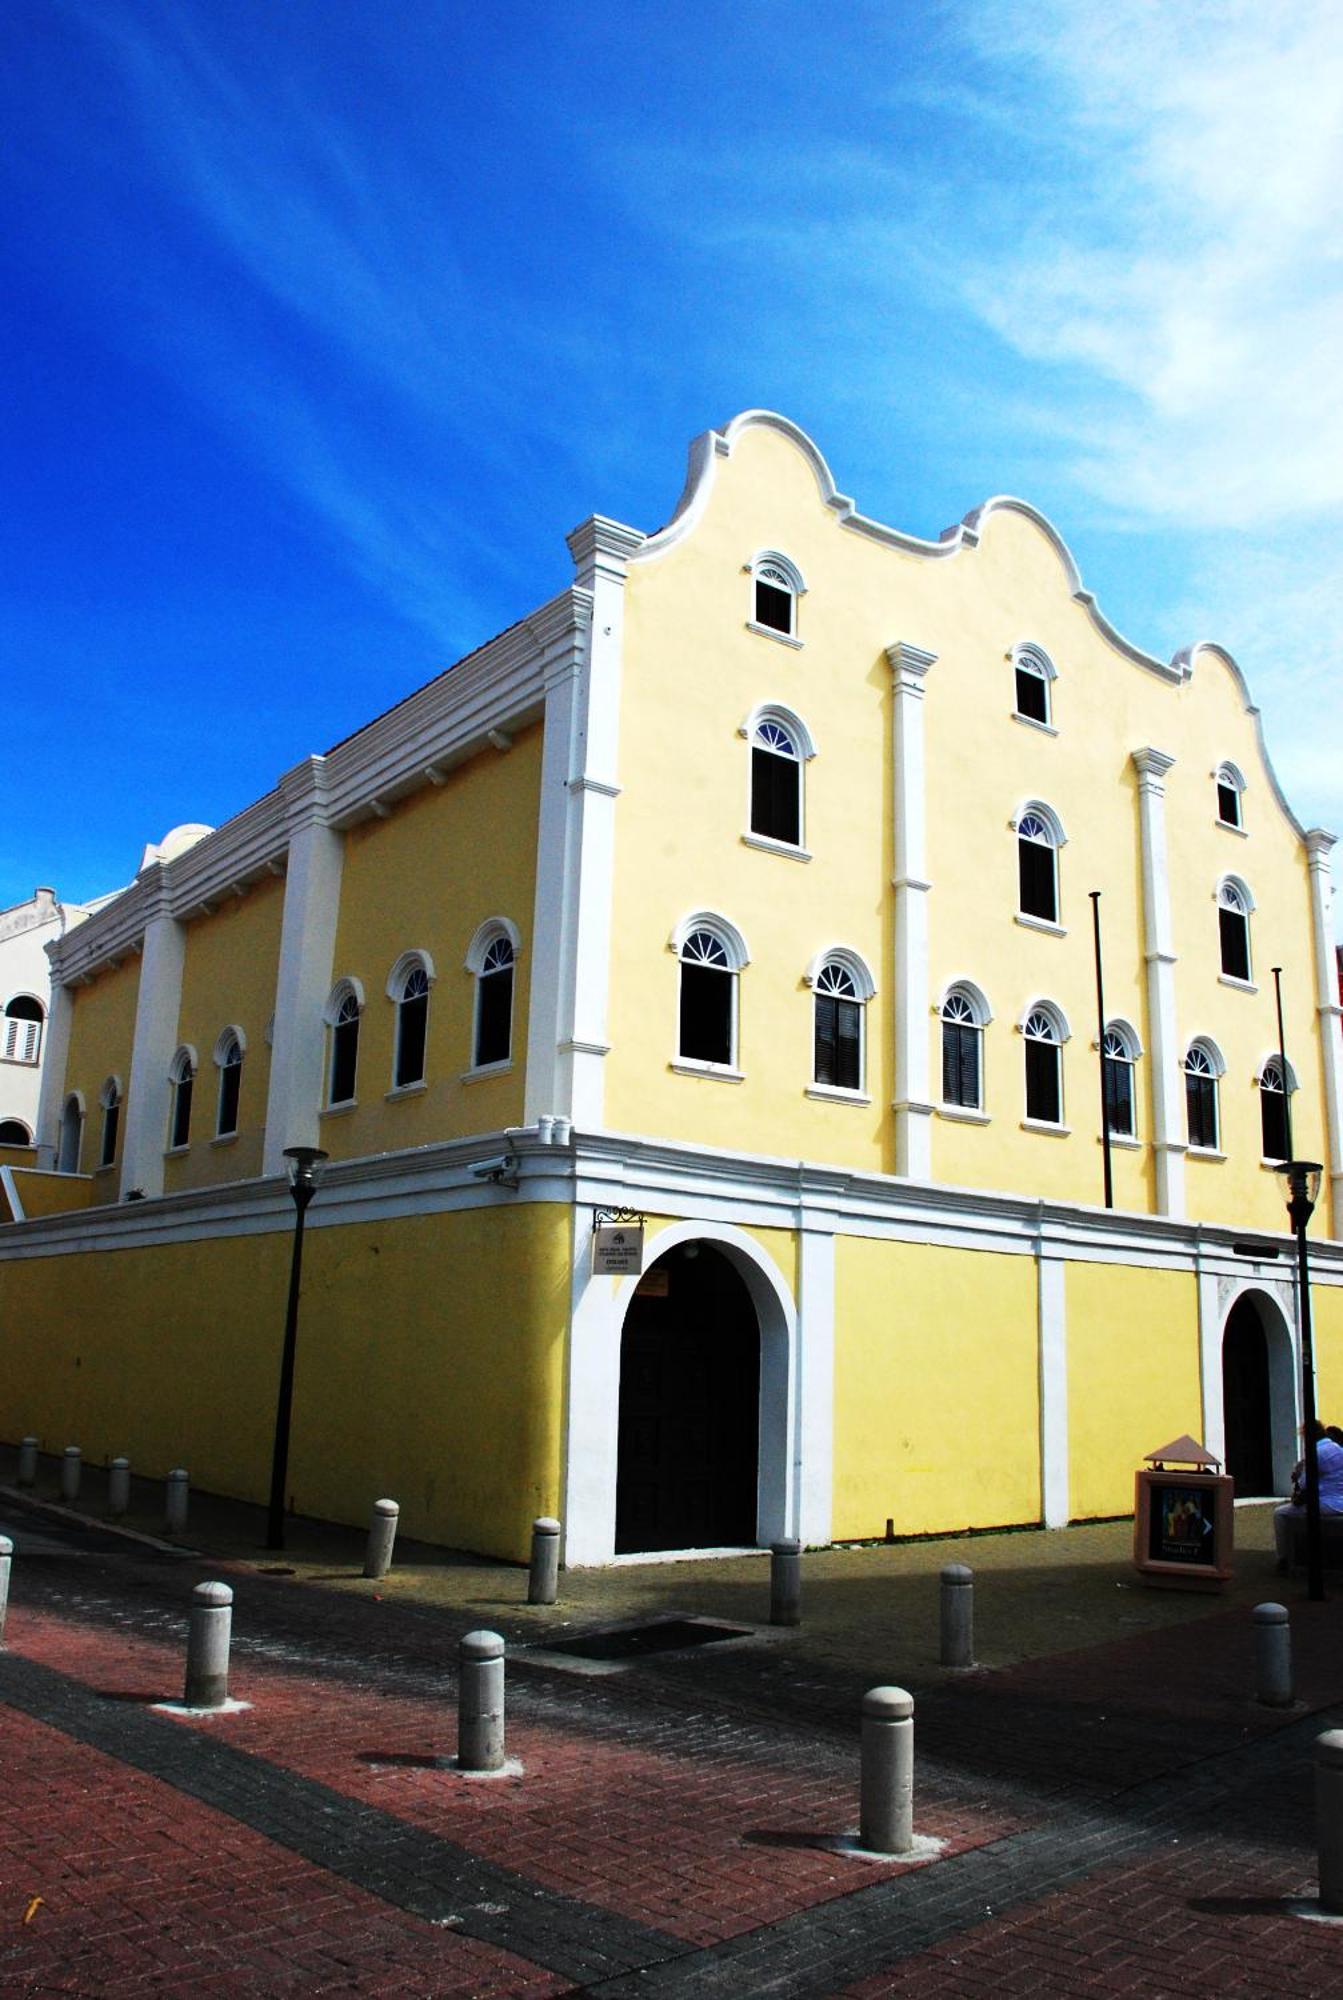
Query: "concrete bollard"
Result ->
[[861, 1685, 915, 1855], [184, 1581, 233, 1708], [165, 1468, 189, 1535], [770, 1538, 802, 1626], [1253, 1602, 1293, 1708], [0, 1534, 11, 1646], [458, 1629, 505, 1771], [60, 1446, 81, 1504], [940, 1563, 975, 1669], [107, 1458, 131, 1517], [527, 1517, 561, 1605], [17, 1437, 38, 1487], [363, 1498, 400, 1579], [1317, 1730, 1343, 1915]]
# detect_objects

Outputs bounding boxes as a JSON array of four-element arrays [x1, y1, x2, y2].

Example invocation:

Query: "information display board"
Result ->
[[1133, 1465, 1234, 1589]]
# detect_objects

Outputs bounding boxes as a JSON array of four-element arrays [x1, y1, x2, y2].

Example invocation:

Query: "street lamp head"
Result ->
[[283, 1146, 328, 1204], [1273, 1158, 1322, 1227]]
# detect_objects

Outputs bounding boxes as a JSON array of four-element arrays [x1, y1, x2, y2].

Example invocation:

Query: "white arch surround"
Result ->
[[937, 977, 992, 1026], [212, 1024, 247, 1066], [669, 910, 750, 970], [741, 702, 818, 759], [1200, 1281, 1299, 1494], [1012, 640, 1058, 683], [464, 916, 521, 974], [1017, 998, 1072, 1042], [322, 977, 365, 1026], [385, 949, 437, 999], [747, 548, 807, 598], [1012, 799, 1068, 847], [804, 945, 876, 1000], [563, 1218, 801, 1566]]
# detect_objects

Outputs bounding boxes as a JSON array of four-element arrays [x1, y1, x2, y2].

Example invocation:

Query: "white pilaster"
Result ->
[[119, 873, 186, 1199], [262, 759, 344, 1176], [1131, 748, 1186, 1217], [1037, 1237, 1070, 1526], [525, 518, 639, 1132], [796, 1215, 836, 1544], [1305, 829, 1343, 1239], [32, 977, 75, 1170], [887, 642, 937, 1179], [1196, 1266, 1226, 1464]]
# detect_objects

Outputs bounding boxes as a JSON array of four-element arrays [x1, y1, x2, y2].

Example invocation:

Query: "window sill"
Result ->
[[1219, 974, 1258, 994], [1187, 1146, 1227, 1163], [1012, 712, 1058, 736], [320, 1100, 358, 1119], [806, 1084, 871, 1106], [1015, 913, 1066, 937], [210, 1133, 239, 1148], [0, 1054, 39, 1068], [94, 1163, 116, 1176], [670, 1058, 745, 1083], [1215, 818, 1248, 837], [1101, 1133, 1142, 1151], [745, 620, 803, 650], [163, 1144, 190, 1158], [1260, 1157, 1291, 1172], [461, 1059, 513, 1084], [937, 1103, 989, 1125], [1021, 1118, 1071, 1137], [386, 1080, 428, 1100], [741, 832, 812, 862]]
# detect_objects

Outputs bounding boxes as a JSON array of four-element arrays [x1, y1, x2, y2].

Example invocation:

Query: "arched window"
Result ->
[[673, 914, 748, 1069], [1218, 878, 1253, 982], [809, 951, 875, 1093], [1016, 805, 1063, 924], [98, 1076, 121, 1168], [1259, 1056, 1294, 1162], [748, 550, 804, 640], [3, 995, 45, 1065], [0, 1118, 31, 1146], [57, 1093, 83, 1173], [214, 1029, 244, 1138], [744, 704, 815, 849], [1023, 1004, 1066, 1125], [168, 1047, 195, 1149], [1216, 762, 1246, 830], [1185, 1040, 1223, 1152], [462, 927, 513, 1071], [941, 984, 989, 1111], [1012, 643, 1056, 728], [1102, 1022, 1140, 1139], [324, 980, 364, 1106], [387, 952, 435, 1088]]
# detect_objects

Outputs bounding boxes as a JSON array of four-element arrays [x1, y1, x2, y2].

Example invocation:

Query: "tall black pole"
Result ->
[[1091, 891, 1113, 1210], [1272, 966, 1294, 1161], [267, 1177, 314, 1551], [1291, 1191, 1325, 1602]]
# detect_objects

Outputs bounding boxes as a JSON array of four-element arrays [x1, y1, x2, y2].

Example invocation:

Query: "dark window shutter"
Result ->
[[1026, 1040, 1060, 1123], [834, 998, 861, 1090], [1219, 908, 1249, 981], [396, 991, 429, 1086], [1015, 668, 1048, 722], [681, 963, 732, 1065], [331, 1018, 359, 1103], [475, 968, 513, 1067], [751, 747, 800, 845], [1020, 840, 1056, 921], [1261, 1083, 1288, 1161], [755, 580, 793, 633], [218, 1059, 242, 1136], [1217, 783, 1239, 825]]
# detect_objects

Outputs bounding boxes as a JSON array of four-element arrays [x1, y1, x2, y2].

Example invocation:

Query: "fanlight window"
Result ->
[[1216, 764, 1244, 829], [1218, 880, 1252, 982], [1102, 1027, 1137, 1139], [679, 928, 736, 1067], [215, 1032, 243, 1138], [98, 1077, 121, 1169], [474, 935, 515, 1068], [168, 1050, 195, 1150], [1185, 1043, 1220, 1151], [1018, 811, 1059, 924], [813, 960, 863, 1091], [395, 965, 431, 1087], [941, 990, 984, 1111], [1023, 1008, 1063, 1125], [329, 991, 361, 1106], [2, 995, 44, 1066], [0, 1118, 31, 1146], [1259, 1057, 1292, 1162], [1014, 647, 1053, 726], [751, 717, 802, 846]]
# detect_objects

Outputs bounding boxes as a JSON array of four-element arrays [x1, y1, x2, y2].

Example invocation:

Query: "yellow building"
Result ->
[[7, 411, 1343, 1563]]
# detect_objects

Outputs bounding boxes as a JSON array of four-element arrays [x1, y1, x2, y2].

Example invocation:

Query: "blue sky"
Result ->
[[5, 0, 1341, 917]]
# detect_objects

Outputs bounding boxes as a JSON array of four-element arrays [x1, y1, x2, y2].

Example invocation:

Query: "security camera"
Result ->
[[470, 1155, 519, 1186]]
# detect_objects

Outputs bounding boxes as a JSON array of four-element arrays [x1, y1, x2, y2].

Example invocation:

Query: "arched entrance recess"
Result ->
[[616, 1242, 759, 1552], [1221, 1290, 1296, 1498]]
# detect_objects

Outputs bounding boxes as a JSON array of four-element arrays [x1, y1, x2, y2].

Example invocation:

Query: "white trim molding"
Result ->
[[1305, 829, 1343, 1237], [1131, 747, 1185, 1218], [887, 641, 937, 1178]]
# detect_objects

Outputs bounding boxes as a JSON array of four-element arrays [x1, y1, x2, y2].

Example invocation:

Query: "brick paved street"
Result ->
[[2, 1474, 1342, 1995]]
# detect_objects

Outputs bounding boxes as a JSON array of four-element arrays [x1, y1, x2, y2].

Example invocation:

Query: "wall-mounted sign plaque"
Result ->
[[594, 1224, 644, 1275]]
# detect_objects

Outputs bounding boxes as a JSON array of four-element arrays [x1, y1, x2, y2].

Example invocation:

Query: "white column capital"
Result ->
[[566, 516, 645, 590], [1131, 745, 1176, 788], [885, 641, 938, 689], [277, 755, 333, 829], [1306, 826, 1338, 865]]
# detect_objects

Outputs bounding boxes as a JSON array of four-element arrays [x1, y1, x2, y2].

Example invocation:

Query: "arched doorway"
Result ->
[[1222, 1291, 1295, 1497], [57, 1095, 83, 1174], [615, 1241, 760, 1553]]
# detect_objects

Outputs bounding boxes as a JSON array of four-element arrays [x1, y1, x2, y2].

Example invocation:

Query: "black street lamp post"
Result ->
[[1274, 1158, 1325, 1602], [267, 1146, 328, 1551]]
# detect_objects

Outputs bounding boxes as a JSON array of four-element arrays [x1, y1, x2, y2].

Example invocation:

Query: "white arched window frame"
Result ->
[[2, 993, 46, 1066], [1014, 801, 1066, 927], [324, 978, 365, 1107], [746, 549, 806, 644], [742, 703, 817, 852], [58, 1090, 85, 1174], [1217, 876, 1254, 984], [98, 1074, 122, 1169], [939, 980, 991, 1113], [386, 950, 436, 1090], [167, 1046, 196, 1151], [805, 947, 876, 1096], [671, 912, 750, 1073], [1101, 1019, 1142, 1140], [1011, 642, 1058, 729], [465, 920, 520, 1071], [1258, 1054, 1297, 1162], [213, 1027, 246, 1138], [1020, 1000, 1070, 1127], [1184, 1039, 1225, 1153], [1215, 761, 1247, 831], [0, 1117, 32, 1146]]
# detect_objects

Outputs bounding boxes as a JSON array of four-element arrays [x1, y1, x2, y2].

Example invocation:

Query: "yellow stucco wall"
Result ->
[[832, 1236, 1040, 1539], [62, 955, 141, 1177], [1312, 1281, 1343, 1426], [1066, 1261, 1202, 1519], [318, 727, 542, 1162], [609, 421, 1331, 1234], [4, 1170, 96, 1219], [0, 1199, 569, 1560]]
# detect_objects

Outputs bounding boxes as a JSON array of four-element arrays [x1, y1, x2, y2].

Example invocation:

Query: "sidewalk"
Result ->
[[1, 1458, 1341, 1995]]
